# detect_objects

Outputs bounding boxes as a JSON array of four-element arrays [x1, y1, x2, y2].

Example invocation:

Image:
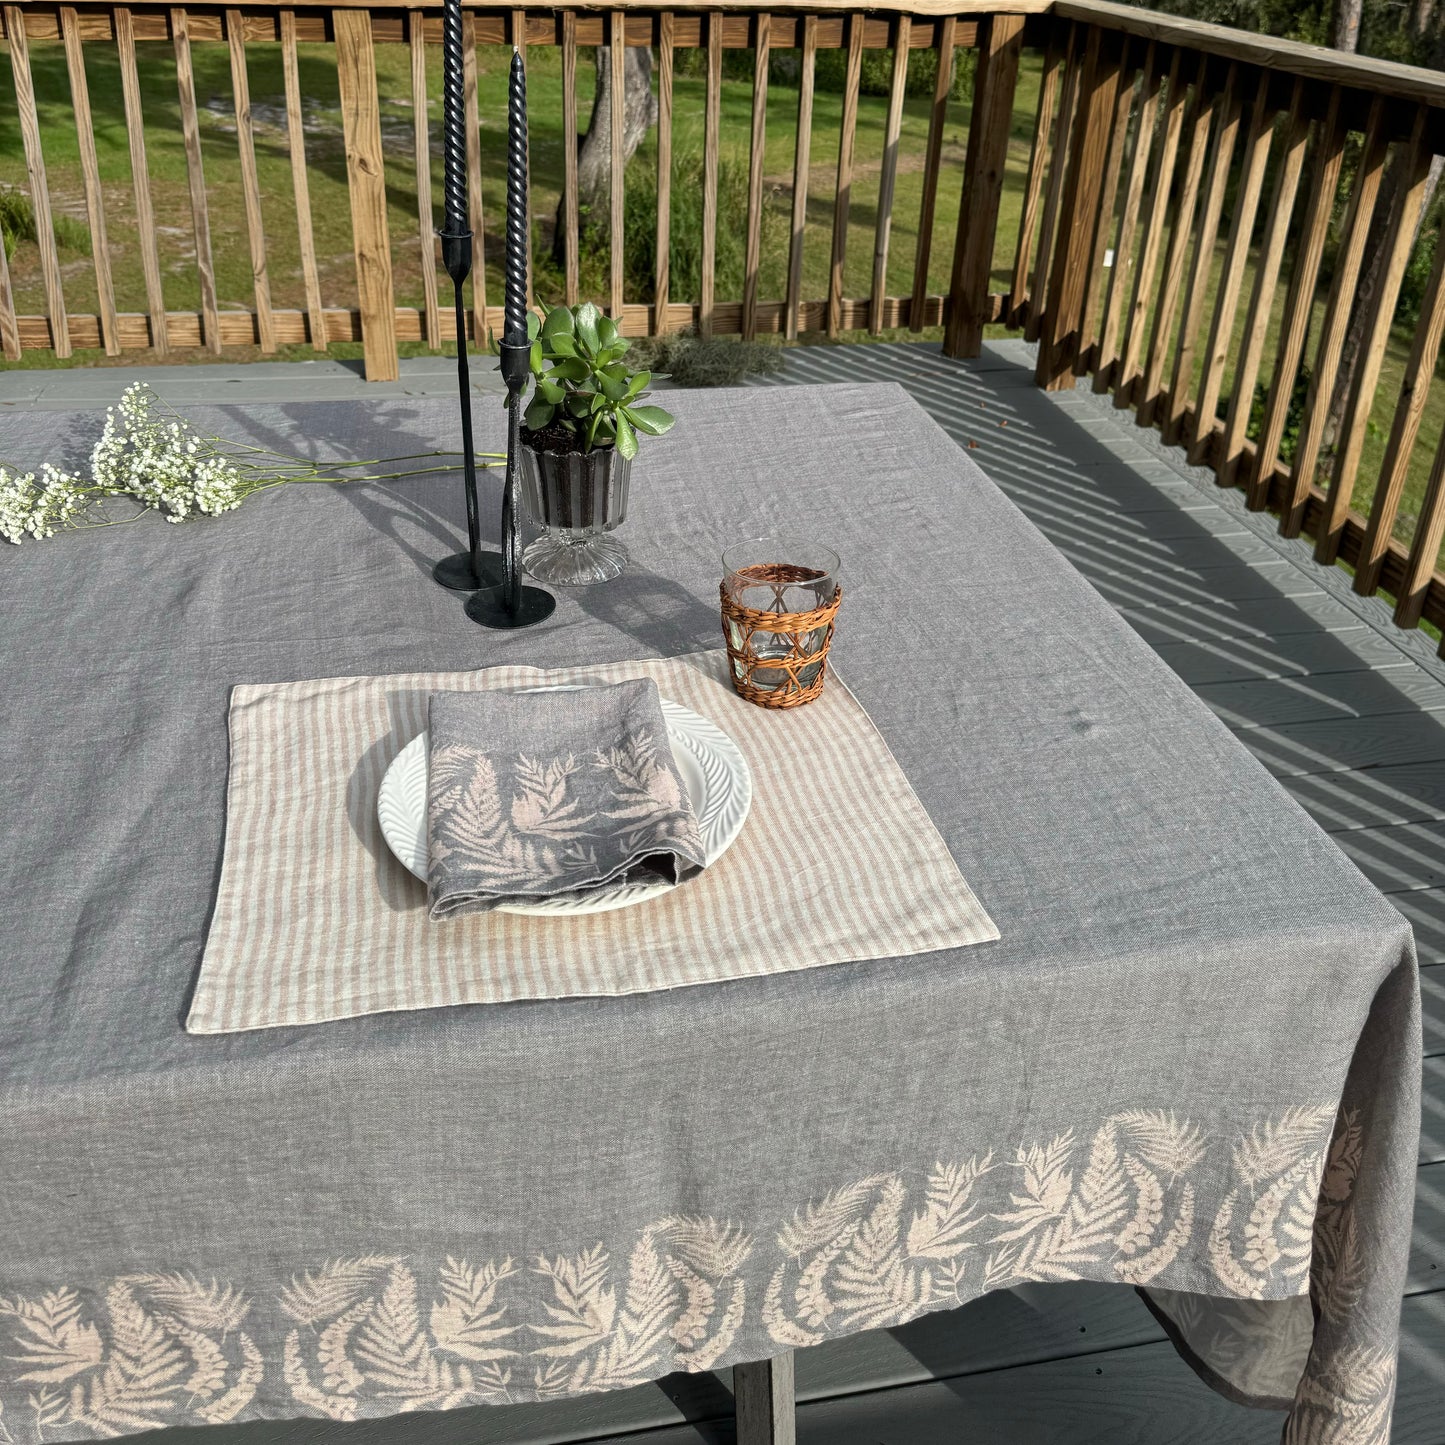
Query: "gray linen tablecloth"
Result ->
[[0, 384, 1419, 1443]]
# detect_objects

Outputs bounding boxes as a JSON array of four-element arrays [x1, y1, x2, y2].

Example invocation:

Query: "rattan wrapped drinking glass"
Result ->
[[720, 541, 842, 709]]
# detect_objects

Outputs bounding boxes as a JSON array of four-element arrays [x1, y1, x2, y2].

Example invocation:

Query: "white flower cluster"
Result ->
[[2, 382, 457, 549], [1, 383, 247, 545], [90, 383, 246, 523], [0, 463, 88, 544]]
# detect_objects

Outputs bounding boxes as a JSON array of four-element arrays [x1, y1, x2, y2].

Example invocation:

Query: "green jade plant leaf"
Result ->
[[521, 303, 676, 462]]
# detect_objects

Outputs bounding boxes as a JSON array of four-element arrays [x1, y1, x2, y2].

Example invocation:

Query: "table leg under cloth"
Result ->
[[734, 1353, 795, 1445]]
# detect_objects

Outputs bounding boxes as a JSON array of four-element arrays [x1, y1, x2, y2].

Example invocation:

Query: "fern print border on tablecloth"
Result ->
[[0, 1103, 1396, 1444]]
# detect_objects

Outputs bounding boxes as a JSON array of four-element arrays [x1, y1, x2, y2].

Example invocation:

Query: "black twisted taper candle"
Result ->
[[503, 49, 529, 346], [494, 47, 530, 612], [464, 42, 554, 630], [440, 0, 467, 233], [430, 0, 488, 593]]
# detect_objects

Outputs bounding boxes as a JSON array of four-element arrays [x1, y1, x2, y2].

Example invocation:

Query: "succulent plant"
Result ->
[[522, 302, 676, 460]]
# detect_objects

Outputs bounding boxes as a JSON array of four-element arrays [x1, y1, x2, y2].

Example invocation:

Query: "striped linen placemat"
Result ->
[[188, 650, 998, 1032]]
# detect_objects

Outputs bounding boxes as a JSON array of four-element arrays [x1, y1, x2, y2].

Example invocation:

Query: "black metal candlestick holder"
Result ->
[[465, 47, 555, 630]]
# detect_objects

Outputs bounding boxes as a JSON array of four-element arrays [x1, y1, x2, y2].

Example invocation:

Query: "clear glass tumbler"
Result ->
[[721, 539, 841, 702]]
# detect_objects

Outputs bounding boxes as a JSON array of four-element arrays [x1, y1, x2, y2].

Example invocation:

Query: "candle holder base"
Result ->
[[433, 550, 504, 592], [464, 582, 557, 629]]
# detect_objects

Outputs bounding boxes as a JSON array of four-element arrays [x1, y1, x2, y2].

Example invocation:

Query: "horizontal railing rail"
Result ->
[[7, 1, 1445, 655], [1060, 0, 1445, 106]]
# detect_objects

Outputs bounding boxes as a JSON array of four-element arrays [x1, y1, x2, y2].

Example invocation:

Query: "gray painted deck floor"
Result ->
[[6, 341, 1443, 1443]]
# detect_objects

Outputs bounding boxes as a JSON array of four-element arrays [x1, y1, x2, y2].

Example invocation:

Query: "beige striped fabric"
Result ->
[[188, 650, 998, 1033]]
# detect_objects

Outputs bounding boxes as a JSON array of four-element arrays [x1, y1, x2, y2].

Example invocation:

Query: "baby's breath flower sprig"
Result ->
[[0, 464, 110, 544], [1, 382, 496, 545]]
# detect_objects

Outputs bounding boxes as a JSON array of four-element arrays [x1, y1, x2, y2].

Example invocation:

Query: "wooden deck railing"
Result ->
[[1021, 0, 1445, 642], [0, 0, 1022, 367], [7, 0, 1445, 650]]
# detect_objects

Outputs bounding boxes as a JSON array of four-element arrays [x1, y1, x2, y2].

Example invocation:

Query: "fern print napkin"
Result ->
[[425, 679, 706, 917]]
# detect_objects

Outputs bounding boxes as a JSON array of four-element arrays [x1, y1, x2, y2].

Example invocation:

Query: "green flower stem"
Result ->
[[241, 461, 503, 495]]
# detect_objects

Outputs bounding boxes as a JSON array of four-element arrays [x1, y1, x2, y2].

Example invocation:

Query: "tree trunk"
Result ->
[[551, 46, 657, 267], [1321, 14, 1444, 460], [1333, 0, 1362, 53], [1322, 155, 1441, 455]]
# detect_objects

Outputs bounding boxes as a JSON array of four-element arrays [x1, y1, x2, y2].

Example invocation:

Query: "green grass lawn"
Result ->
[[2, 35, 1442, 577], [0, 39, 1026, 350]]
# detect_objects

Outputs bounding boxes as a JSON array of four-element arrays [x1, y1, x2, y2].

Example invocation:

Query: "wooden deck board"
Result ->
[[1411, 1160, 1444, 1295], [1086, 562, 1330, 605], [1416, 1047, 1443, 1157], [1118, 594, 1373, 643], [586, 1294, 1445, 1445], [1421, 1055, 1444, 1166], [1150, 630, 1412, 686], [1195, 667, 1445, 729], [1281, 765, 1445, 834], [1233, 712, 1445, 778], [798, 1282, 1165, 1398], [1424, 965, 1445, 1056], [780, 1343, 1282, 1444], [1332, 821, 1445, 894]]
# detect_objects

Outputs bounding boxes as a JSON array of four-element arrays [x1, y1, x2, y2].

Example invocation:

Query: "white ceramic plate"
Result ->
[[377, 692, 752, 916]]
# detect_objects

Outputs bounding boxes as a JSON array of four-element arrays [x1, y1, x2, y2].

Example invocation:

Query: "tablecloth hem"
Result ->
[[1138, 1287, 1297, 1414]]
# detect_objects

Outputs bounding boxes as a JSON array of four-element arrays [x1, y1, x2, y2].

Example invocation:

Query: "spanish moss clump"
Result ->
[[628, 333, 784, 389]]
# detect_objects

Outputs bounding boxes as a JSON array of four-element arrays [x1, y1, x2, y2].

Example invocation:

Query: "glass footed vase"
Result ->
[[519, 440, 631, 585]]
